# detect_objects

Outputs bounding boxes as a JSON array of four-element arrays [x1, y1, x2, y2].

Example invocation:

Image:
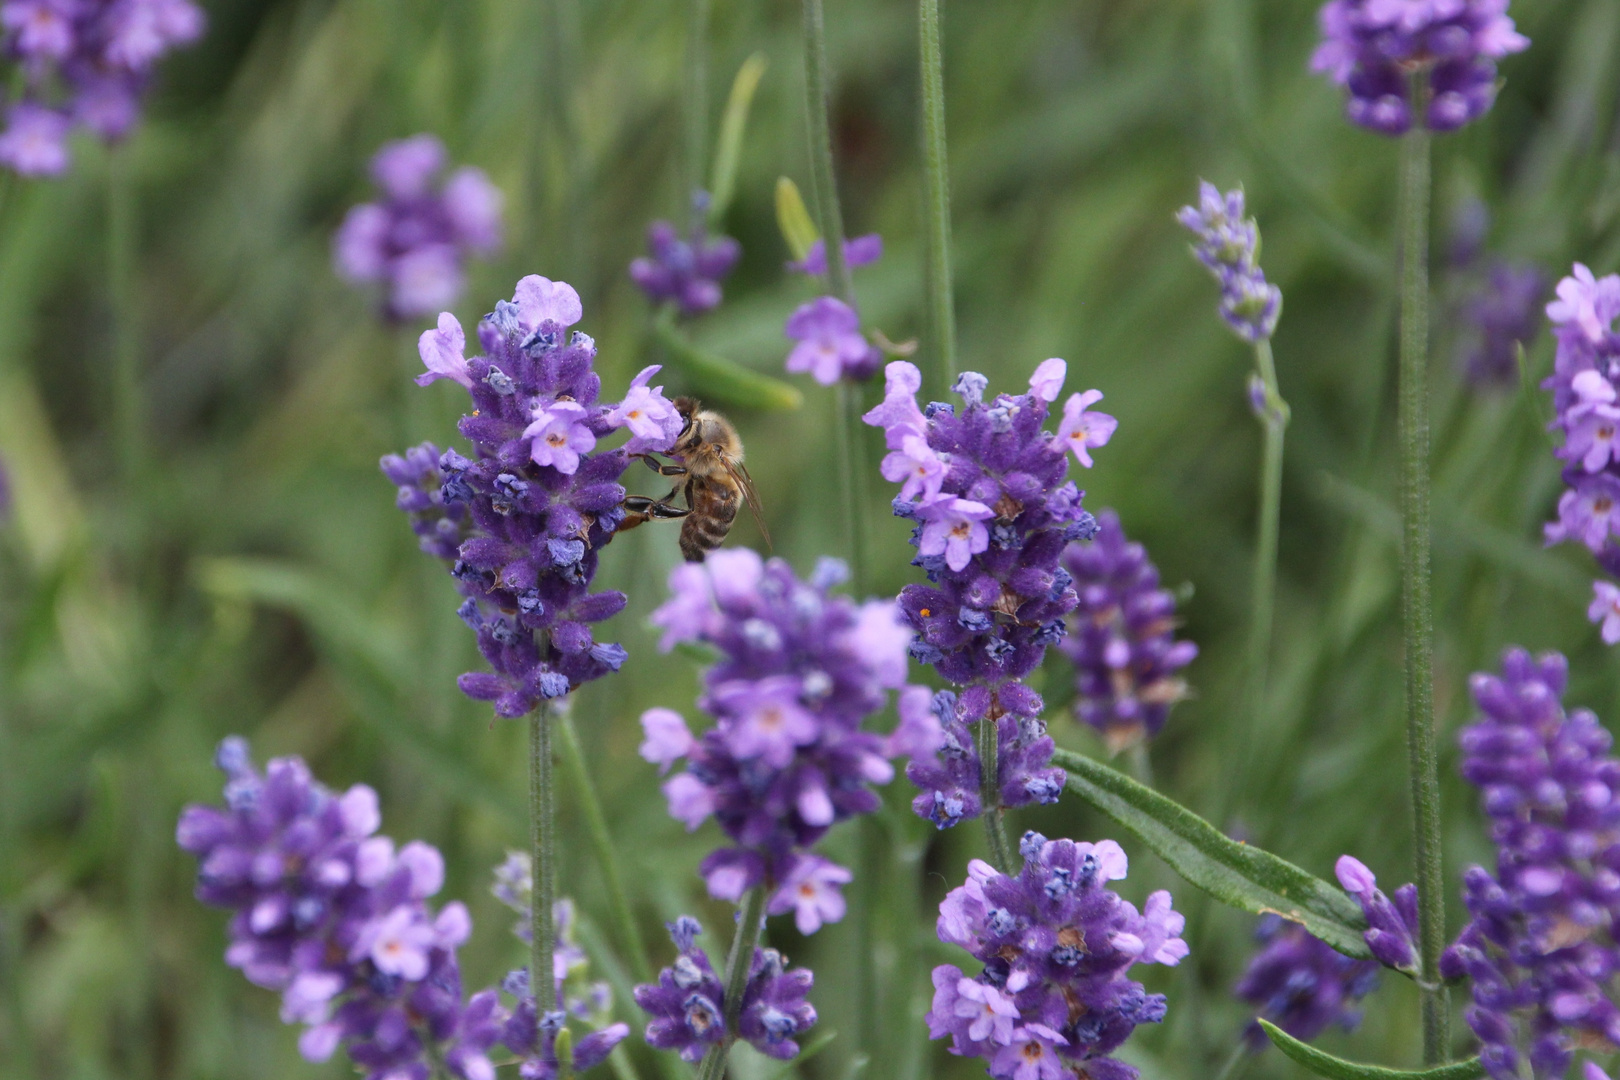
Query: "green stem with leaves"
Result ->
[[693, 886, 768, 1080], [1397, 112, 1447, 1063], [918, 0, 956, 391], [529, 702, 559, 1027], [1244, 340, 1288, 733]]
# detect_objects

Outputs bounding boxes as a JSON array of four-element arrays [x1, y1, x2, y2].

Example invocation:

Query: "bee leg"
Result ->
[[636, 454, 689, 478], [618, 495, 690, 534]]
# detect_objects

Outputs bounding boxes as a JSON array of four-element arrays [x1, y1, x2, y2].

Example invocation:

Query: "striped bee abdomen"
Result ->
[[680, 475, 740, 561]]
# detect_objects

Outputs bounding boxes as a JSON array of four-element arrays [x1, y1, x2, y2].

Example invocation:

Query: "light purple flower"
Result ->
[[524, 399, 597, 474], [1546, 475, 1620, 551], [784, 296, 877, 386], [1548, 264, 1620, 344], [1590, 581, 1620, 645], [662, 773, 715, 831], [640, 708, 694, 774], [711, 675, 819, 768], [842, 599, 912, 689], [418, 312, 473, 388], [372, 133, 447, 198], [0, 104, 68, 176], [885, 685, 945, 760], [1028, 358, 1066, 403], [992, 1024, 1070, 1080], [1056, 390, 1117, 468], [357, 905, 436, 979], [787, 233, 883, 276], [863, 361, 928, 447], [881, 433, 948, 501], [954, 978, 1019, 1045], [648, 563, 715, 650], [768, 855, 852, 935], [605, 365, 682, 455], [444, 168, 504, 254], [917, 496, 993, 572]]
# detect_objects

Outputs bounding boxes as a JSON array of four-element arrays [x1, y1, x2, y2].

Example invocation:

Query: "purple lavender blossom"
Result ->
[[0, 0, 203, 176], [1334, 855, 1420, 973], [176, 738, 505, 1080], [786, 233, 883, 276], [783, 295, 881, 386], [1234, 916, 1379, 1049], [335, 134, 504, 322], [634, 916, 816, 1063], [629, 191, 742, 317], [926, 834, 1186, 1080], [1540, 263, 1620, 643], [383, 275, 682, 717], [864, 359, 1109, 828], [1457, 261, 1547, 386], [1058, 510, 1197, 752], [1311, 0, 1529, 135], [1441, 649, 1620, 1080], [1177, 182, 1282, 344], [643, 550, 911, 920]]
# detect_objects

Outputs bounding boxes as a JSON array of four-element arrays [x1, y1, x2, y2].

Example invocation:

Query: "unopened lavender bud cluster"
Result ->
[[926, 834, 1186, 1080], [0, 0, 203, 175], [1335, 855, 1421, 973], [1058, 510, 1197, 752], [629, 191, 742, 317], [782, 233, 884, 385], [1456, 262, 1547, 387], [864, 358, 1114, 828], [381, 442, 470, 561], [385, 275, 683, 716], [1311, 0, 1529, 135], [1539, 264, 1620, 643], [642, 550, 912, 930], [1177, 182, 1281, 344], [1442, 649, 1620, 1080], [335, 135, 504, 321], [1233, 915, 1379, 1049], [634, 916, 816, 1062]]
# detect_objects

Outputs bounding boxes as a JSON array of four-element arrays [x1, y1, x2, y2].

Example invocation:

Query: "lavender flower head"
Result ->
[[1233, 916, 1379, 1050], [863, 358, 1113, 828], [1311, 0, 1530, 135], [643, 550, 912, 928], [783, 295, 882, 386], [383, 275, 683, 717], [1457, 261, 1547, 386], [0, 0, 204, 175], [926, 833, 1187, 1080], [1441, 649, 1620, 1080], [1058, 510, 1197, 752], [176, 738, 506, 1080], [335, 135, 504, 321], [1177, 182, 1281, 344], [629, 191, 741, 317], [634, 916, 816, 1062], [1539, 263, 1620, 643]]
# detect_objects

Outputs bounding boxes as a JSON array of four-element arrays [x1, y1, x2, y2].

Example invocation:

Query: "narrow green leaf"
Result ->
[[708, 53, 767, 226], [1259, 1021, 1484, 1080], [1050, 748, 1371, 959], [774, 176, 819, 263], [652, 318, 803, 412]]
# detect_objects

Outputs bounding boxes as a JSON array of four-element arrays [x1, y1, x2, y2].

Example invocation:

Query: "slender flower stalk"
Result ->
[[108, 153, 143, 488], [685, 0, 711, 200], [1248, 338, 1286, 730], [1398, 109, 1447, 1065], [531, 704, 559, 1023], [918, 0, 956, 390]]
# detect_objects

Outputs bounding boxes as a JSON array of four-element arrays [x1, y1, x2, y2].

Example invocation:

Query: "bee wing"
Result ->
[[728, 461, 773, 552]]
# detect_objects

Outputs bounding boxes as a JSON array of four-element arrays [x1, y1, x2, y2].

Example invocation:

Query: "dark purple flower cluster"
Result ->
[[629, 191, 741, 317], [1336, 855, 1421, 974], [1233, 915, 1379, 1050], [387, 275, 683, 717], [1441, 649, 1620, 1080], [1311, 0, 1529, 135], [176, 738, 504, 1080], [780, 233, 884, 386], [1456, 261, 1547, 386], [381, 442, 470, 561], [1539, 264, 1620, 643], [1058, 510, 1197, 752], [926, 834, 1187, 1080], [499, 972, 629, 1080], [634, 916, 815, 1063], [1176, 182, 1281, 344], [0, 0, 203, 175], [863, 359, 1114, 828], [335, 134, 503, 321], [641, 550, 912, 929]]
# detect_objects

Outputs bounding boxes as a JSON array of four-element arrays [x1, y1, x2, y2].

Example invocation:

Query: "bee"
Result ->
[[619, 397, 770, 561]]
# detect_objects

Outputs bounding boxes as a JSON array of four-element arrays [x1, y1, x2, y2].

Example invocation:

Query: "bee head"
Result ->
[[673, 397, 700, 437]]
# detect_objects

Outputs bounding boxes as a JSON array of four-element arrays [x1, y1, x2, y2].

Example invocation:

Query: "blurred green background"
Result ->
[[1, 0, 1616, 1077]]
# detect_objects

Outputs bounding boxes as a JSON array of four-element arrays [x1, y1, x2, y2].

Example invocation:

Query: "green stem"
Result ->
[[529, 702, 559, 1025], [1397, 116, 1447, 1064], [556, 708, 651, 981], [976, 714, 1012, 873], [800, 0, 853, 307], [108, 152, 143, 486], [539, 0, 584, 275], [1211, 1041, 1250, 1080], [685, 0, 711, 200], [917, 0, 956, 390], [694, 886, 768, 1080], [835, 381, 870, 591], [1244, 341, 1288, 738]]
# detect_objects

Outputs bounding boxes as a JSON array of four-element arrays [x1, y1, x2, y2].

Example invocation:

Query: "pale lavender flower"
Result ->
[[1177, 181, 1282, 343], [1590, 582, 1620, 645], [786, 233, 883, 276], [783, 296, 880, 385]]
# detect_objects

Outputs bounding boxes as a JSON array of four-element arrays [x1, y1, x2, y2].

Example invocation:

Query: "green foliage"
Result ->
[[1259, 1021, 1485, 1080]]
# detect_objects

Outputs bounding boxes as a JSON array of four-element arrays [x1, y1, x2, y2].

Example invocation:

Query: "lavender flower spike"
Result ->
[[383, 275, 683, 717], [335, 134, 504, 321], [1442, 649, 1620, 1080], [1311, 0, 1529, 135], [1177, 182, 1281, 344], [1234, 916, 1379, 1049], [864, 359, 1108, 828], [1334, 855, 1420, 973], [634, 917, 816, 1062], [926, 834, 1186, 1080], [645, 551, 915, 917], [1059, 510, 1197, 752], [629, 191, 742, 317]]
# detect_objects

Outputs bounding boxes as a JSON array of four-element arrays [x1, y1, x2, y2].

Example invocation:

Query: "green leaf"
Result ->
[[1259, 1021, 1484, 1080], [652, 317, 803, 412], [1049, 748, 1371, 959], [774, 176, 819, 263], [708, 53, 767, 226]]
